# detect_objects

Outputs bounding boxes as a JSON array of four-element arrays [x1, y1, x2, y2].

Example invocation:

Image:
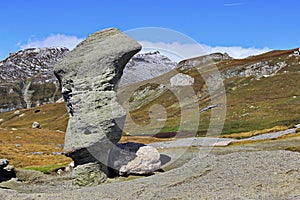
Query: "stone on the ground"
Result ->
[[0, 159, 8, 169], [0, 159, 16, 182], [13, 110, 20, 115], [54, 28, 141, 177], [32, 122, 40, 129], [120, 146, 161, 176], [294, 124, 300, 129], [72, 163, 107, 186], [108, 143, 161, 176]]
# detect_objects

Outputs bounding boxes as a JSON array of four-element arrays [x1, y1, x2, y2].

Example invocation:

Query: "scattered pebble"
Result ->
[[33, 152, 44, 155], [32, 122, 40, 129], [52, 152, 62, 155], [13, 110, 20, 115]]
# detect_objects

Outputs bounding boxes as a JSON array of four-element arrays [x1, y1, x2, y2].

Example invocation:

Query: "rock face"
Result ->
[[108, 143, 161, 177], [54, 28, 141, 175]]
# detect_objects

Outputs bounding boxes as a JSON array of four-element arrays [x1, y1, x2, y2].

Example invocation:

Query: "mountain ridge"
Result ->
[[0, 48, 177, 112]]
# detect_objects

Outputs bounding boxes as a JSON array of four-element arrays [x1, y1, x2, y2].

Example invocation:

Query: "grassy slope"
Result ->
[[0, 103, 71, 168], [119, 48, 300, 136]]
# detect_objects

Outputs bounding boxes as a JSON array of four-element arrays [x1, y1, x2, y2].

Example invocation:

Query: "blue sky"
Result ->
[[0, 0, 299, 60]]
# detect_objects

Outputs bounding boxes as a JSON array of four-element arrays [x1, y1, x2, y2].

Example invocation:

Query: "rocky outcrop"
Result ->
[[54, 28, 141, 177], [178, 52, 232, 70]]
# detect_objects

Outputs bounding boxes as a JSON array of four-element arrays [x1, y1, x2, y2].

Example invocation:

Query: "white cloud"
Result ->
[[18, 34, 271, 62], [224, 2, 246, 7], [19, 34, 84, 50], [138, 40, 271, 62]]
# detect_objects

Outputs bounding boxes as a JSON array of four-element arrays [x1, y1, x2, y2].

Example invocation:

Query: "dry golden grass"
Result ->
[[120, 135, 170, 144], [0, 103, 169, 169], [221, 126, 289, 139], [0, 127, 72, 168]]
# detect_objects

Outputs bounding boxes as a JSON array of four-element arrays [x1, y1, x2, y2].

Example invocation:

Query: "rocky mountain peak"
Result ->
[[119, 51, 177, 86], [0, 47, 69, 83]]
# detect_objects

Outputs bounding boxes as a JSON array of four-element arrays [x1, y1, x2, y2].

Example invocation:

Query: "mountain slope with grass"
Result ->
[[118, 48, 300, 136]]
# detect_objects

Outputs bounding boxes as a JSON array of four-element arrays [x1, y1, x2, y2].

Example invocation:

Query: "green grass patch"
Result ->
[[23, 163, 68, 174]]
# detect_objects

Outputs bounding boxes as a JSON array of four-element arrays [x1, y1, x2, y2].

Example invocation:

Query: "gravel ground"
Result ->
[[1, 150, 300, 200]]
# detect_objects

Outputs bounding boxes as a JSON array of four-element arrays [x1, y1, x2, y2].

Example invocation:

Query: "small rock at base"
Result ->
[[72, 163, 107, 186]]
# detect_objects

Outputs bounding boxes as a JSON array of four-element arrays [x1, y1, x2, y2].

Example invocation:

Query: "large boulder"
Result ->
[[54, 28, 141, 176], [119, 145, 161, 176], [108, 143, 161, 177]]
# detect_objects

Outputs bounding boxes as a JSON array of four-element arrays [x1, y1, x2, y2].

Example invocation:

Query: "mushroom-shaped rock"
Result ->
[[54, 28, 141, 175]]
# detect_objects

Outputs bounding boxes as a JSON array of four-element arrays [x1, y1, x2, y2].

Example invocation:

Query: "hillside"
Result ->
[[118, 48, 300, 136]]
